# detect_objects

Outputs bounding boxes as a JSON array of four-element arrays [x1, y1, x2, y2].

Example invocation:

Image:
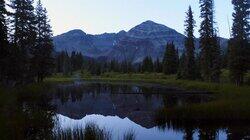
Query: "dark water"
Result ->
[[1, 81, 250, 140]]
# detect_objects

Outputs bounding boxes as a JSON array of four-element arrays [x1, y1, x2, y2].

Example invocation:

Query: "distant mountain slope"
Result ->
[[53, 20, 228, 63], [53, 29, 125, 57], [106, 20, 187, 63]]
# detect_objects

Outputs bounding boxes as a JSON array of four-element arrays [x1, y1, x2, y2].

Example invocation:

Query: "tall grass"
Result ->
[[123, 129, 136, 140], [53, 123, 137, 140], [53, 123, 111, 140]]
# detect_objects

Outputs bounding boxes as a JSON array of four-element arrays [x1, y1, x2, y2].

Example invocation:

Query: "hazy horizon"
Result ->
[[41, 0, 233, 38]]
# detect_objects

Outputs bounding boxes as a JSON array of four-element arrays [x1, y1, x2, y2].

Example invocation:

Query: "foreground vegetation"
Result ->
[[54, 123, 136, 140], [54, 123, 112, 140]]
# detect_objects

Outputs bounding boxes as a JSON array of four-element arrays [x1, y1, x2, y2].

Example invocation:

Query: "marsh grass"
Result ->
[[53, 123, 111, 140], [53, 123, 137, 140], [123, 129, 136, 140]]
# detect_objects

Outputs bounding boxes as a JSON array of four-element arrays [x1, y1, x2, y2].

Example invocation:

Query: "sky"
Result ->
[[41, 0, 234, 38]]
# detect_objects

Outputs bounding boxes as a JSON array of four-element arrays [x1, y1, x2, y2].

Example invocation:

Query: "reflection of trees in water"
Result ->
[[54, 83, 211, 107], [198, 128, 218, 140], [160, 94, 212, 109], [53, 83, 144, 104], [227, 126, 250, 140], [154, 110, 250, 140], [54, 83, 167, 112], [0, 89, 56, 139], [183, 128, 194, 140]]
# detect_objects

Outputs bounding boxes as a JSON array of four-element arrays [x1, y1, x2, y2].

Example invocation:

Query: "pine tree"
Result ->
[[183, 6, 196, 80], [211, 35, 221, 83], [142, 56, 154, 73], [62, 52, 71, 75], [177, 53, 186, 79], [163, 43, 178, 75], [199, 0, 221, 82], [0, 0, 8, 82], [32, 0, 54, 82], [154, 57, 162, 73], [9, 0, 37, 83], [229, 0, 250, 85]]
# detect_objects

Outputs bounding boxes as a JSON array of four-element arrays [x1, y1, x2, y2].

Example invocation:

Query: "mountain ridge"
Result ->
[[53, 20, 228, 63]]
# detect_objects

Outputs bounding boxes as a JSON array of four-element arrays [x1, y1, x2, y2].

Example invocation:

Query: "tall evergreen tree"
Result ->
[[0, 0, 8, 82], [199, 0, 221, 82], [183, 6, 196, 80], [62, 52, 71, 75], [154, 57, 162, 73], [211, 34, 221, 83], [229, 0, 250, 85], [9, 0, 37, 83], [177, 53, 186, 79], [32, 0, 54, 82], [163, 42, 179, 75], [142, 56, 154, 73]]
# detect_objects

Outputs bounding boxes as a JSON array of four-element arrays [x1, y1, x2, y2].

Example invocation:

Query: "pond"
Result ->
[[1, 81, 250, 140]]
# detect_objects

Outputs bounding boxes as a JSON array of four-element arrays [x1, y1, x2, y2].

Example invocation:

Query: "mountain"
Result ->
[[106, 20, 187, 63], [53, 29, 125, 58], [53, 20, 228, 63]]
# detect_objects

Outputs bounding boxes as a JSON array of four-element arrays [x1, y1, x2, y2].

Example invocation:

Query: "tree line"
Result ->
[[178, 0, 249, 85], [0, 0, 53, 85], [64, 0, 248, 86], [1, 0, 248, 86]]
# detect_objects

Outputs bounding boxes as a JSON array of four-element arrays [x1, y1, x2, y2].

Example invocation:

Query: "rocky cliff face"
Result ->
[[53, 20, 227, 63], [107, 20, 186, 62]]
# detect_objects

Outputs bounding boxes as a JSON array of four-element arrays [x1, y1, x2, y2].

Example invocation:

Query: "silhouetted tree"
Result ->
[[0, 0, 8, 83], [177, 53, 186, 79], [31, 0, 54, 82], [142, 56, 154, 73], [163, 42, 179, 75], [228, 0, 250, 85], [211, 35, 221, 83], [71, 52, 83, 71], [154, 57, 162, 73], [199, 0, 221, 82], [55, 51, 72, 75], [9, 0, 37, 84], [183, 6, 196, 80]]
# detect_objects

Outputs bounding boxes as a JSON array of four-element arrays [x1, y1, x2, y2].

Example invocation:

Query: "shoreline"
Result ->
[[45, 73, 250, 95], [45, 73, 250, 120]]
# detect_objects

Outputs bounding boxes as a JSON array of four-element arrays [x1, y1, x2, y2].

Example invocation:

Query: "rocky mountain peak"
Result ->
[[129, 20, 172, 32], [127, 20, 178, 39], [63, 29, 87, 37]]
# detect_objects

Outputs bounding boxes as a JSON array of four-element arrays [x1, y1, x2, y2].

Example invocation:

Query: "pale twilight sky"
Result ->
[[41, 0, 233, 38]]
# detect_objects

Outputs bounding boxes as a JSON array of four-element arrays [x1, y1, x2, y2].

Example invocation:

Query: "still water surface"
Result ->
[[1, 81, 250, 140]]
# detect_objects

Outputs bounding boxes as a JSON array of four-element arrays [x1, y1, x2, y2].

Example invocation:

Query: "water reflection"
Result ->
[[51, 82, 211, 128], [1, 81, 250, 140]]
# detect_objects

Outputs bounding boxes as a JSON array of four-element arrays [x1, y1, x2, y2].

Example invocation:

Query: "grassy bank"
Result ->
[[47, 72, 250, 93], [46, 72, 250, 121]]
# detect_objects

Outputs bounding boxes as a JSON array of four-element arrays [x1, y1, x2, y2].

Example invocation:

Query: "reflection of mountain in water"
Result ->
[[51, 82, 211, 128], [55, 114, 187, 140]]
